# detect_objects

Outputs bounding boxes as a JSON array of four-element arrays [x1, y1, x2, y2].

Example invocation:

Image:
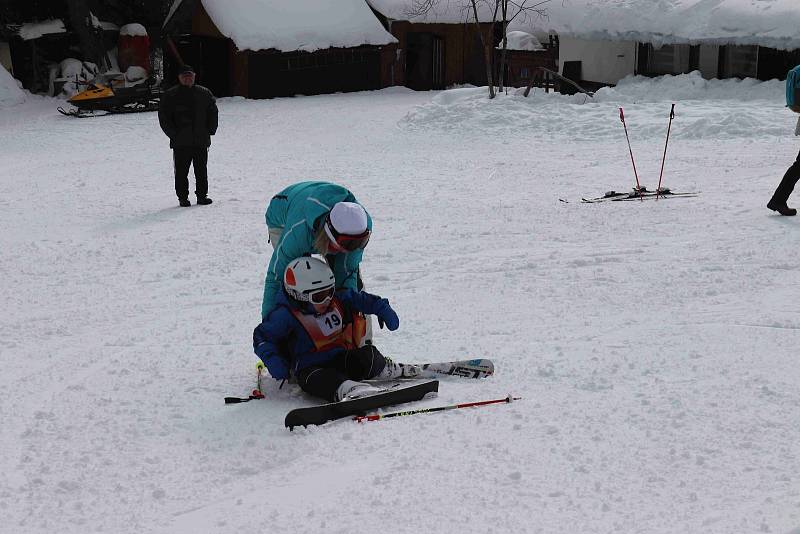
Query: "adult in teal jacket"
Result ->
[[768, 64, 800, 216], [262, 181, 372, 318]]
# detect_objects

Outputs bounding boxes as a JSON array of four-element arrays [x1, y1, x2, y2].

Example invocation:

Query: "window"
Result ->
[[646, 44, 691, 75], [722, 45, 758, 78]]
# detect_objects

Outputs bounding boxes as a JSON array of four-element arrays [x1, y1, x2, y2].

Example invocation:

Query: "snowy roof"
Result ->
[[367, 0, 497, 23], [166, 0, 396, 52], [17, 19, 66, 41], [537, 0, 800, 50]]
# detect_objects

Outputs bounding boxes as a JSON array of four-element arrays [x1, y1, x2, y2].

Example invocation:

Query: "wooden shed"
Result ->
[[163, 0, 397, 98], [367, 0, 498, 90]]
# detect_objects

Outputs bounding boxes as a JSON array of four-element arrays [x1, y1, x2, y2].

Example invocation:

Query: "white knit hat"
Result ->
[[328, 202, 368, 235]]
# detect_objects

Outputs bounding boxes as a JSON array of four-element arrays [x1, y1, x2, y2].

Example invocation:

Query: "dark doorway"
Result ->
[[405, 32, 445, 90], [198, 37, 231, 97], [757, 47, 800, 81], [168, 35, 229, 96], [561, 61, 582, 95], [169, 34, 200, 85], [464, 32, 487, 85]]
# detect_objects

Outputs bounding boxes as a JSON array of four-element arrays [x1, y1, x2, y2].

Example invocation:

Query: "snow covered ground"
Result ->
[[2, 73, 800, 533]]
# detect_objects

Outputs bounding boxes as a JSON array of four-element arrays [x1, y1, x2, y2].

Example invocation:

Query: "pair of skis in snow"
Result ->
[[284, 358, 496, 429], [579, 186, 698, 203], [572, 104, 699, 204]]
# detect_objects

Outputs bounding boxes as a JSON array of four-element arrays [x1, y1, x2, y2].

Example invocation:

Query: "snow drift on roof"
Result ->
[[537, 0, 800, 50], [367, 0, 497, 23], [17, 19, 66, 41], [199, 0, 396, 52], [500, 31, 544, 51], [0, 64, 25, 107], [120, 23, 148, 37]]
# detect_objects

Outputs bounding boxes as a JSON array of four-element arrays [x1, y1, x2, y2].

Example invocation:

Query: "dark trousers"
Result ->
[[296, 345, 387, 402], [173, 147, 208, 200], [772, 148, 800, 203]]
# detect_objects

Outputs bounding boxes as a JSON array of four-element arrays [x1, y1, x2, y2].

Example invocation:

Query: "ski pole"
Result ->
[[656, 103, 676, 198], [619, 107, 643, 195], [353, 394, 521, 423], [224, 391, 265, 404], [224, 362, 267, 404]]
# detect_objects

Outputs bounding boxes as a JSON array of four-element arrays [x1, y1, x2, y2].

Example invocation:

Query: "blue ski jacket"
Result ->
[[262, 181, 372, 318], [253, 288, 398, 379]]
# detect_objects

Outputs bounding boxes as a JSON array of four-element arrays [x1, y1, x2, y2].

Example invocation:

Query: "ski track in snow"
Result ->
[[1, 79, 800, 533]]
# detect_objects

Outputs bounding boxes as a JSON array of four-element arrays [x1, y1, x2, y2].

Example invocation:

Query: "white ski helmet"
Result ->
[[284, 256, 335, 304]]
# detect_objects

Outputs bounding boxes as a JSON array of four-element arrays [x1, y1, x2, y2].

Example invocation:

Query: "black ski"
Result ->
[[580, 190, 630, 203], [285, 379, 439, 430], [611, 190, 698, 201], [581, 187, 698, 203]]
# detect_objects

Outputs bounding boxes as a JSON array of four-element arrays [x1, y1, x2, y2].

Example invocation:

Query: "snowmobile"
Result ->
[[57, 74, 162, 118]]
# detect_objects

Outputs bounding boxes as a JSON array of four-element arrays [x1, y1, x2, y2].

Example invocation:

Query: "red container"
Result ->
[[118, 23, 150, 74]]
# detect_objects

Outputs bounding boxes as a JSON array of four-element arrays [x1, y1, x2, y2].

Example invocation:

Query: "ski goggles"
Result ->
[[304, 286, 335, 305], [323, 218, 371, 252]]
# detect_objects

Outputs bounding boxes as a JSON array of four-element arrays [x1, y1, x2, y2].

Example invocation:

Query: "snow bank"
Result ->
[[538, 0, 800, 50], [401, 72, 789, 141], [0, 64, 25, 107], [592, 71, 782, 103], [17, 19, 66, 40], [200, 0, 396, 52]]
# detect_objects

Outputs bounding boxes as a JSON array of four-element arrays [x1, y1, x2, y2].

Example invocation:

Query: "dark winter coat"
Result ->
[[158, 84, 218, 148]]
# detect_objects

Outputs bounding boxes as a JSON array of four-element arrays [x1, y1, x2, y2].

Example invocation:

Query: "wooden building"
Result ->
[[543, 0, 800, 86], [162, 0, 397, 98], [495, 32, 558, 89], [367, 0, 498, 90]]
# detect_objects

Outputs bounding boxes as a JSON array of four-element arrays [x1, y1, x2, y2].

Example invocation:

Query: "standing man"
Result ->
[[158, 65, 218, 207]]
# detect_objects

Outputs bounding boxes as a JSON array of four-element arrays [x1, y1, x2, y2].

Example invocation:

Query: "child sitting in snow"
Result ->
[[253, 256, 417, 403]]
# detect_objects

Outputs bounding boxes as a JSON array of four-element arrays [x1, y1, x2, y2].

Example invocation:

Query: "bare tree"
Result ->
[[408, 0, 552, 98], [66, 0, 107, 71], [408, 0, 498, 98], [497, 0, 551, 92]]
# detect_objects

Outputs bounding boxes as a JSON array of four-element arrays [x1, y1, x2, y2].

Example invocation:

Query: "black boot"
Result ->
[[196, 196, 213, 206], [767, 198, 797, 216], [179, 198, 191, 207]]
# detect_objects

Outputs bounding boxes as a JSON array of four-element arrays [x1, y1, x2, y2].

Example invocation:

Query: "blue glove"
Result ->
[[261, 354, 289, 380], [375, 299, 399, 331]]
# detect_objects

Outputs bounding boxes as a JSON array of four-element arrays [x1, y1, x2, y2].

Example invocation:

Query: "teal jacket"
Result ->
[[262, 181, 372, 318], [787, 64, 800, 109]]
